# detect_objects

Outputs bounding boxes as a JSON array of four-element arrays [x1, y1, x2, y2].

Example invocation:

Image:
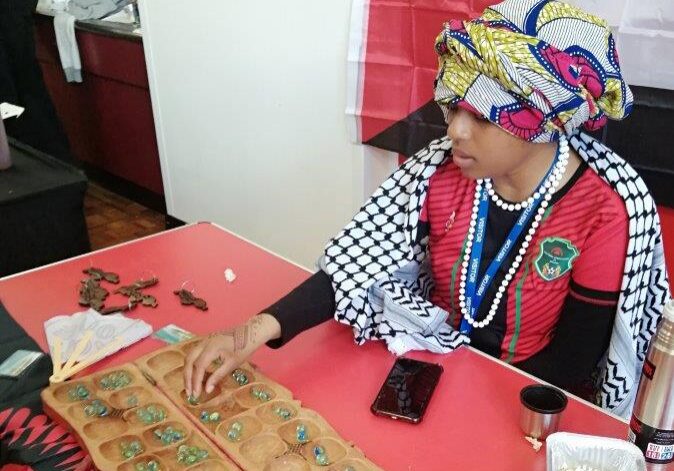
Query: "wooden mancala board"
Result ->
[[42, 338, 384, 471]]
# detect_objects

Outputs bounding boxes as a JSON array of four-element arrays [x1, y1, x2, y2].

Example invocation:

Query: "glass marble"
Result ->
[[296, 424, 308, 443], [176, 445, 209, 465], [84, 399, 108, 417], [99, 371, 132, 390], [199, 410, 221, 424], [226, 421, 243, 442], [68, 385, 90, 401], [134, 460, 160, 471], [152, 426, 184, 445], [250, 387, 271, 402], [135, 405, 166, 425], [120, 440, 143, 460], [274, 407, 293, 420], [232, 369, 249, 386]]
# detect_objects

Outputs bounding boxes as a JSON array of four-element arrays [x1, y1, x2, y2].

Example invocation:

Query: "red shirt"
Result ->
[[421, 161, 628, 363]]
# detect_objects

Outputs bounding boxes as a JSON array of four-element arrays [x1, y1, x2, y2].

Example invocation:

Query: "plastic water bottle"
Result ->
[[628, 299, 674, 470]]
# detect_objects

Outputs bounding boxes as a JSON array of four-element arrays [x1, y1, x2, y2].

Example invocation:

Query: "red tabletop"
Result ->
[[0, 223, 628, 470]]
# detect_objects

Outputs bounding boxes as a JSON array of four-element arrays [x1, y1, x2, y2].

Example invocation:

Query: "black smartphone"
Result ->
[[370, 357, 443, 424]]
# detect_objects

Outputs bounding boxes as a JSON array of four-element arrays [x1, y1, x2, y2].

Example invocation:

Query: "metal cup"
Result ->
[[520, 384, 568, 440]]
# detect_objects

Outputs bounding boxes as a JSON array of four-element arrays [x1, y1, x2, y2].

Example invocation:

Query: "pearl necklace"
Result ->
[[485, 137, 570, 212], [458, 135, 570, 329]]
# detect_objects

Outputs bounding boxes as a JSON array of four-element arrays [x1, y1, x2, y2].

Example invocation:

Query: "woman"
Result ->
[[185, 0, 669, 417]]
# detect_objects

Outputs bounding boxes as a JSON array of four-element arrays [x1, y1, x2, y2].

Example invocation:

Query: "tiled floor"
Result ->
[[84, 183, 166, 250]]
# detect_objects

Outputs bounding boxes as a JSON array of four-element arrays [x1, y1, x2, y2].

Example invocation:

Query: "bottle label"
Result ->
[[629, 416, 674, 464]]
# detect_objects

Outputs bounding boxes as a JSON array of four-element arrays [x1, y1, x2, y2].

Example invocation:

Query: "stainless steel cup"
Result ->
[[520, 384, 568, 440]]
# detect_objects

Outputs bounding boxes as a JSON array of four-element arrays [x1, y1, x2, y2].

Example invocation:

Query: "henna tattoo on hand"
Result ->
[[233, 325, 249, 352], [208, 330, 231, 339], [248, 316, 265, 344], [206, 315, 268, 352]]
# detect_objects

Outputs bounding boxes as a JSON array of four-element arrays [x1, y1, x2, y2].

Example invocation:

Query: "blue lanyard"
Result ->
[[459, 149, 560, 335]]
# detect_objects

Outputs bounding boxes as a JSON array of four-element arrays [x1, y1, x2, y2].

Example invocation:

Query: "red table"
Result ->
[[0, 223, 628, 470]]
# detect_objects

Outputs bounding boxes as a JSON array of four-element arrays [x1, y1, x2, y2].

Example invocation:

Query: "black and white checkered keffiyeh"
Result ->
[[324, 131, 669, 417]]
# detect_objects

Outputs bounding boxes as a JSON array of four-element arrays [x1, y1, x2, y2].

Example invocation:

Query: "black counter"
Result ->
[[0, 140, 90, 277]]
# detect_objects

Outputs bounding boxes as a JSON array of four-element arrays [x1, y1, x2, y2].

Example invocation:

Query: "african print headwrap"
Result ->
[[434, 0, 633, 142]]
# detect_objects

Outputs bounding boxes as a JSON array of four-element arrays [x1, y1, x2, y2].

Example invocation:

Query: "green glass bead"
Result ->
[[127, 395, 138, 407], [274, 407, 293, 420], [187, 394, 199, 405], [296, 424, 308, 443], [209, 412, 220, 422], [84, 405, 95, 416], [135, 462, 151, 471], [316, 453, 329, 466], [174, 444, 208, 465], [136, 406, 166, 424], [227, 421, 243, 442], [100, 371, 132, 390], [232, 369, 249, 386], [69, 385, 90, 401], [251, 387, 271, 402], [120, 440, 143, 460]]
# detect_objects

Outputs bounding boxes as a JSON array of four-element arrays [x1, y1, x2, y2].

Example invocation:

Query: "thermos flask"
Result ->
[[628, 299, 674, 469]]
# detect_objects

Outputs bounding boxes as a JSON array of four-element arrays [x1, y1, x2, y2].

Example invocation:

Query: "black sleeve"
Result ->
[[263, 270, 336, 349], [514, 291, 616, 397]]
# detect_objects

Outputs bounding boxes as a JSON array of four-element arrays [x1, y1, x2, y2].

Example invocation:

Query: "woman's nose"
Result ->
[[447, 108, 474, 142]]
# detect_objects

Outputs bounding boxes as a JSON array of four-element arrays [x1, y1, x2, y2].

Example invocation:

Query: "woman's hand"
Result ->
[[183, 313, 281, 399]]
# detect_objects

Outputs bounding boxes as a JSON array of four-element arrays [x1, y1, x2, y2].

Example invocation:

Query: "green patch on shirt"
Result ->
[[534, 237, 579, 281]]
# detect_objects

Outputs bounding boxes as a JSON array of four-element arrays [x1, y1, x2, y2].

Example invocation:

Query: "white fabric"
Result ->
[[53, 13, 82, 83], [44, 308, 152, 363], [324, 131, 669, 417]]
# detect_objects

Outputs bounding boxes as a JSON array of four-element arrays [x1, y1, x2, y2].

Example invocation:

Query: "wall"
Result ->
[[140, 0, 674, 270], [139, 1, 399, 268], [568, 0, 674, 90]]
